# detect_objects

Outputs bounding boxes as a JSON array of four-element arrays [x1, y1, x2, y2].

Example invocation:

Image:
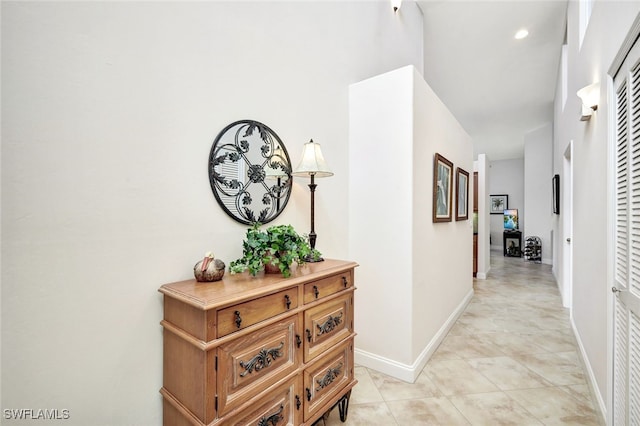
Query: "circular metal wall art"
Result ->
[[208, 120, 292, 225]]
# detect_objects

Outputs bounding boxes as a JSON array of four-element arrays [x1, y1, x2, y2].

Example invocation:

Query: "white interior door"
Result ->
[[612, 36, 640, 426], [562, 143, 573, 309]]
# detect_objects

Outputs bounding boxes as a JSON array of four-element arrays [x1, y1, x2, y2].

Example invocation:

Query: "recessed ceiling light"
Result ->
[[515, 29, 529, 40]]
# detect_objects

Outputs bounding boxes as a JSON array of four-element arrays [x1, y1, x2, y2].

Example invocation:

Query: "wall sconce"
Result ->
[[292, 140, 333, 262], [577, 82, 600, 121], [391, 0, 402, 12]]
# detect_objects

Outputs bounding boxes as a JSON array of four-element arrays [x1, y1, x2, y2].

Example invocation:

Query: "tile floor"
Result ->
[[324, 250, 604, 425]]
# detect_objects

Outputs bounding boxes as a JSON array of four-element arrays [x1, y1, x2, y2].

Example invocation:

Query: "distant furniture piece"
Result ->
[[473, 172, 478, 277], [503, 230, 522, 257], [473, 234, 478, 277], [524, 236, 542, 263]]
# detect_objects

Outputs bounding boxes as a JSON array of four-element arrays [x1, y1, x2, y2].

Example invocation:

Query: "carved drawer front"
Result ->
[[218, 288, 298, 337], [303, 338, 353, 422], [223, 375, 302, 426], [304, 293, 352, 363], [303, 271, 353, 304], [217, 316, 300, 416]]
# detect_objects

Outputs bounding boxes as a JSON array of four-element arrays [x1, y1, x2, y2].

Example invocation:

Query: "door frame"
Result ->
[[562, 141, 573, 310], [606, 73, 615, 426]]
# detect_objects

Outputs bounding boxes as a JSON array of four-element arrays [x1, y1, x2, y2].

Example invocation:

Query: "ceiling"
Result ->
[[417, 0, 568, 161]]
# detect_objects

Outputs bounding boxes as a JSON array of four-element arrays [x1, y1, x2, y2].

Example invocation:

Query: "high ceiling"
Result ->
[[417, 0, 568, 160]]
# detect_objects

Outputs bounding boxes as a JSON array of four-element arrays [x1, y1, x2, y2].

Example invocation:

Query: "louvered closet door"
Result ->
[[613, 36, 640, 426]]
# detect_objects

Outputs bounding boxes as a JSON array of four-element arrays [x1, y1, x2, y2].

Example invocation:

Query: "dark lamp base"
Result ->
[[304, 256, 324, 263]]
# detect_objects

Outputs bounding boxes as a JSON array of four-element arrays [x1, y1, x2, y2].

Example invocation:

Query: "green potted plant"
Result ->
[[229, 224, 321, 278]]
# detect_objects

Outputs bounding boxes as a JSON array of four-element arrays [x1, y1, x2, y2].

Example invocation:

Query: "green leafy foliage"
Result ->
[[229, 224, 321, 278]]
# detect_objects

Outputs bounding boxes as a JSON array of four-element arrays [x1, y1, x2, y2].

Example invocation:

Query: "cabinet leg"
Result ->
[[338, 390, 351, 422], [311, 389, 352, 425]]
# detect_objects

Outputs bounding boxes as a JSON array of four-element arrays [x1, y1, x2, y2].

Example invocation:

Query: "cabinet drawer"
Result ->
[[223, 376, 302, 426], [303, 338, 354, 422], [218, 288, 298, 337], [304, 293, 352, 363], [217, 316, 300, 416], [303, 271, 353, 304]]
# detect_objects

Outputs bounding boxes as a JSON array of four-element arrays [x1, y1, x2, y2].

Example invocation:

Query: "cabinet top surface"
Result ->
[[159, 258, 358, 309]]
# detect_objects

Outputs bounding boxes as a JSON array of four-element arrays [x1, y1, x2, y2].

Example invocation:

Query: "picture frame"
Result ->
[[455, 167, 469, 221], [433, 153, 453, 222], [490, 194, 508, 214], [552, 174, 560, 214]]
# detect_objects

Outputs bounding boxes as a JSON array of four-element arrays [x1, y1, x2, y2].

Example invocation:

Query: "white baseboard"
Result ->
[[353, 349, 416, 383], [354, 288, 474, 383], [570, 317, 607, 423]]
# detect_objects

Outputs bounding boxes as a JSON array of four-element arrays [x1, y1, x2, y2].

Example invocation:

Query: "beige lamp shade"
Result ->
[[292, 139, 334, 177]]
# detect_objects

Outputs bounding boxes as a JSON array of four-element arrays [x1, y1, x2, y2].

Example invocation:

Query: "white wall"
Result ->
[[1, 2, 425, 423], [524, 123, 553, 264], [349, 65, 473, 382], [411, 67, 474, 365], [488, 159, 524, 249], [348, 66, 415, 369], [552, 0, 640, 419]]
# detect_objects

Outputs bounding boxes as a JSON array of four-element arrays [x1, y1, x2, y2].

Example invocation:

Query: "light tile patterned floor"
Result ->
[[324, 250, 604, 425]]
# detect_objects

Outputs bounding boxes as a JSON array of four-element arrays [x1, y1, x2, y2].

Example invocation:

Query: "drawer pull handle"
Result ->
[[313, 285, 319, 299], [295, 395, 301, 410], [296, 334, 302, 348], [306, 387, 312, 402], [316, 312, 343, 337], [239, 342, 284, 377], [306, 329, 312, 343], [257, 404, 283, 426], [316, 363, 343, 391], [342, 276, 348, 287], [284, 294, 291, 309], [234, 311, 242, 328]]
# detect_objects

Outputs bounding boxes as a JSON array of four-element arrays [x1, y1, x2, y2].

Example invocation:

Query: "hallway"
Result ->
[[326, 250, 603, 425]]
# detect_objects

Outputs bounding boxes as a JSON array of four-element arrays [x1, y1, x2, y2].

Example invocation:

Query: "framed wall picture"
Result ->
[[490, 194, 508, 214], [553, 174, 560, 214], [455, 167, 469, 221], [433, 153, 453, 222]]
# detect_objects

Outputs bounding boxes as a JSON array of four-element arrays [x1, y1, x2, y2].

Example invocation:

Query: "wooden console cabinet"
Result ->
[[159, 259, 358, 426]]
